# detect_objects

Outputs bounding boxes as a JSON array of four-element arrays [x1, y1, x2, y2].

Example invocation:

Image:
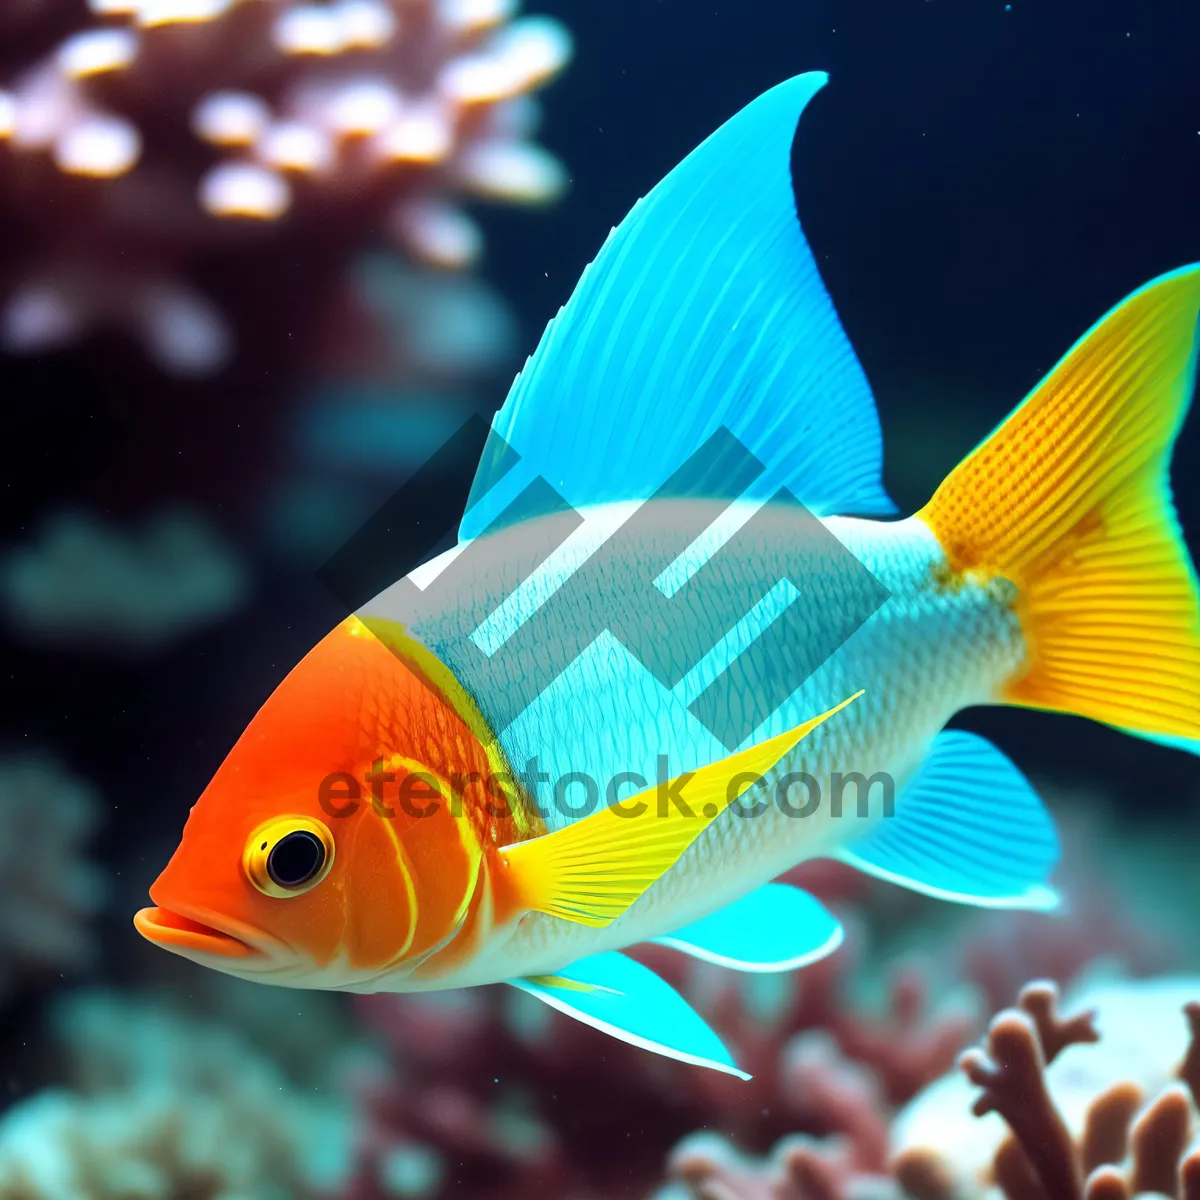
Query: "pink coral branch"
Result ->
[[1128, 1085, 1193, 1198], [1179, 1002, 1200, 1107], [668, 1133, 899, 1200], [831, 967, 977, 1107], [1016, 980, 1100, 1065], [779, 1032, 890, 1174], [1080, 1082, 1145, 1175], [959, 1007, 1086, 1200]]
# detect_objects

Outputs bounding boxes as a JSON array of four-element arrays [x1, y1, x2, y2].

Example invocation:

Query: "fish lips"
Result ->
[[133, 902, 272, 964]]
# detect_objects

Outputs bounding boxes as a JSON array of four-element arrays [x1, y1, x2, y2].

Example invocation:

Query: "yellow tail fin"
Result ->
[[916, 266, 1200, 742]]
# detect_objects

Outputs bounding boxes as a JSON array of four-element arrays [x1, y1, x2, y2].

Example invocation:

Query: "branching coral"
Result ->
[[658, 995, 947, 1200], [0, 988, 356, 1198], [893, 978, 1200, 1200], [952, 983, 1101, 1200], [662, 844, 1200, 1200], [342, 846, 1191, 1200], [345, 984, 671, 1198], [0, 0, 571, 373], [665, 1131, 901, 1200], [663, 978, 1200, 1200], [343, 930, 978, 1200], [0, 755, 104, 1005]]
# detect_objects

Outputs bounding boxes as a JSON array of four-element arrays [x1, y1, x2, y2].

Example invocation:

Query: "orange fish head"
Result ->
[[135, 616, 508, 990]]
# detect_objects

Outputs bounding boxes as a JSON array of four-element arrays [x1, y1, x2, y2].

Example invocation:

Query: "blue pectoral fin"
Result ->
[[461, 72, 895, 540], [510, 951, 749, 1079], [835, 731, 1060, 910], [652, 883, 843, 972]]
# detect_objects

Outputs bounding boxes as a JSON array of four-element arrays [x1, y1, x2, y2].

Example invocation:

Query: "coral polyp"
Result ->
[[0, 0, 571, 372]]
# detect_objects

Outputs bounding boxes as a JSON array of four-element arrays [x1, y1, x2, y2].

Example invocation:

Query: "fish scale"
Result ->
[[366, 507, 1026, 986]]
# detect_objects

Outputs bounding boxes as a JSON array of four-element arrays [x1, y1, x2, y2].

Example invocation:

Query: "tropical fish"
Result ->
[[135, 73, 1200, 1078]]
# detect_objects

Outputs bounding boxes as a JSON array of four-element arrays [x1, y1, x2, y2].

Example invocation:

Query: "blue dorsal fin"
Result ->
[[510, 951, 749, 1078], [835, 731, 1060, 909], [461, 73, 895, 540], [652, 883, 843, 972]]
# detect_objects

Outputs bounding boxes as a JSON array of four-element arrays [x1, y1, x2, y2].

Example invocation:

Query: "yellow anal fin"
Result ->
[[497, 691, 862, 929], [916, 265, 1200, 741]]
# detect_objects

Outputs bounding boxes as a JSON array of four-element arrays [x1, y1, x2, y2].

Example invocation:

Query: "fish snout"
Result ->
[[133, 894, 295, 976]]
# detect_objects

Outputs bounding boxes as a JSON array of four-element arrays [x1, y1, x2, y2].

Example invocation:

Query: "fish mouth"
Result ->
[[134, 904, 264, 961]]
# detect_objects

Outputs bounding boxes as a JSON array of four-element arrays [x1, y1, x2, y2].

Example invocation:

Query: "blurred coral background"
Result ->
[[3, 0, 1200, 1197]]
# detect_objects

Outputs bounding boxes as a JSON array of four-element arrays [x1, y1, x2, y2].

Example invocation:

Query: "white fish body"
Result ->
[[366, 504, 1026, 989]]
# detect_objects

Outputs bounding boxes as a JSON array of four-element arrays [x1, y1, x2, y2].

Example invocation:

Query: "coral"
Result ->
[[1, 507, 248, 651], [339, 833, 1198, 1200], [953, 983, 1101, 1199], [0, 987, 356, 1198], [344, 984, 664, 1198], [659, 832, 1200, 1200], [661, 978, 1200, 1200], [892, 977, 1200, 1200], [665, 1133, 902, 1200], [949, 805, 1182, 1014], [0, 0, 571, 373], [0, 755, 104, 1005], [656, 970, 959, 1200], [341, 924, 979, 1200]]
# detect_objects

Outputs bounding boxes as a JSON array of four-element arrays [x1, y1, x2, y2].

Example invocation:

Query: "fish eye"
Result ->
[[242, 817, 334, 899]]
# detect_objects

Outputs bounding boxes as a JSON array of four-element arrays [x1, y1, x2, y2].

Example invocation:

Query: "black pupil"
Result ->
[[267, 831, 325, 889]]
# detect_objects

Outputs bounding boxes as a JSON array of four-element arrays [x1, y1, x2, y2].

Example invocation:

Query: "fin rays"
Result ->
[[462, 73, 894, 540]]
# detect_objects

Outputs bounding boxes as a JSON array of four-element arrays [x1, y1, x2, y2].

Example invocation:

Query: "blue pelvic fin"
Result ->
[[461, 72, 895, 540], [510, 951, 749, 1078], [652, 882, 843, 972], [835, 731, 1060, 910]]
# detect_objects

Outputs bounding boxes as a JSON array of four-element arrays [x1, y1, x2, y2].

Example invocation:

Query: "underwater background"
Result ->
[[3, 0, 1200, 1196]]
